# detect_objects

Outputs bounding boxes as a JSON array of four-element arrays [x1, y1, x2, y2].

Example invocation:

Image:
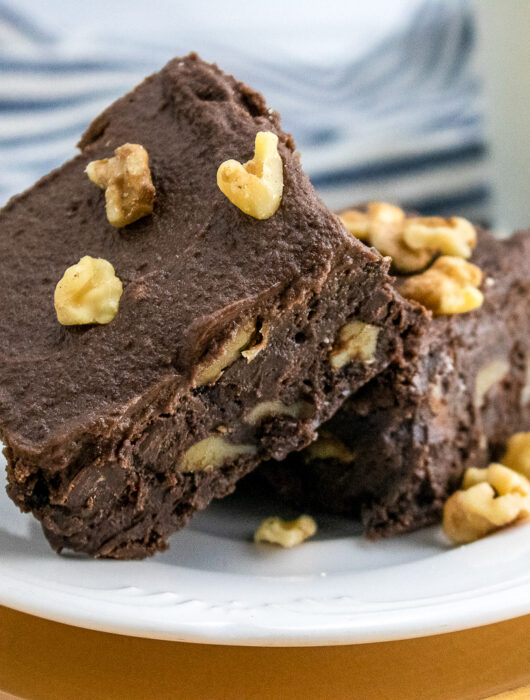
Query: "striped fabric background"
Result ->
[[0, 0, 488, 219]]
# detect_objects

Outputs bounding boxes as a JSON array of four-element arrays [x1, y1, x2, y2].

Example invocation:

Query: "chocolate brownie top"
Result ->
[[0, 53, 383, 451]]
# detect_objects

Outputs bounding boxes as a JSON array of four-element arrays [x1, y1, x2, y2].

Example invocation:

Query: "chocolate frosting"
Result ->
[[0, 53, 375, 454]]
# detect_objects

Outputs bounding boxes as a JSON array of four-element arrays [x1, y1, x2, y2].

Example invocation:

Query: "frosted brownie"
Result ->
[[261, 207, 530, 538], [0, 57, 425, 558]]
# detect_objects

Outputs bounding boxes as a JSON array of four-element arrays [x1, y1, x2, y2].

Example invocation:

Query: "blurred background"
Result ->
[[0, 0, 527, 228]]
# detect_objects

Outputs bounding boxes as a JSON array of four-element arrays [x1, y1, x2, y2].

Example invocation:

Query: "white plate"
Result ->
[[1, 450, 530, 646]]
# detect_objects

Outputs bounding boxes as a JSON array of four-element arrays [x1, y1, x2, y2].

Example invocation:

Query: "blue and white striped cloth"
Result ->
[[0, 0, 488, 219]]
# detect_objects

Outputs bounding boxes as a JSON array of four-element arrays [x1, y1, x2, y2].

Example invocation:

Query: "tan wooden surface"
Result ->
[[1, 606, 530, 699]]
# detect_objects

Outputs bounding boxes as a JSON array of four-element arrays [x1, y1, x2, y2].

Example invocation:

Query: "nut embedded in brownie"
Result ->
[[0, 59, 426, 559]]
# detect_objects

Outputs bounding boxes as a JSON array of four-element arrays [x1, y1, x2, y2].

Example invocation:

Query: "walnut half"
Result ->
[[339, 202, 477, 274], [254, 515, 317, 548], [86, 143, 155, 227], [403, 216, 476, 258], [400, 256, 483, 315], [217, 131, 283, 219], [54, 256, 123, 325], [443, 463, 530, 544]]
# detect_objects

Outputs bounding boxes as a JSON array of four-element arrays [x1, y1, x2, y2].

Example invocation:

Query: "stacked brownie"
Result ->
[[0, 55, 425, 558], [1, 53, 528, 559], [261, 217, 530, 538]]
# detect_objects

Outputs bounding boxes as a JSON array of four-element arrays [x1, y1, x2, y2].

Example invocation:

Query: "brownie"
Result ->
[[0, 55, 425, 558], [260, 228, 530, 537]]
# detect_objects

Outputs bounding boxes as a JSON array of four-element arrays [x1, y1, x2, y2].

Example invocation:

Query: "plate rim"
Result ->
[[2, 551, 530, 646]]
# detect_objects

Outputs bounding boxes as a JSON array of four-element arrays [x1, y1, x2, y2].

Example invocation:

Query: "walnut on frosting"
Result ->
[[403, 216, 476, 258], [339, 202, 477, 273], [54, 256, 123, 325], [86, 143, 155, 227], [217, 131, 283, 219], [399, 256, 483, 315]]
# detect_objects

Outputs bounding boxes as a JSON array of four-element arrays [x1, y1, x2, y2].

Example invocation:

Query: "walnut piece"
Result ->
[[403, 216, 476, 258], [341, 202, 431, 273], [339, 202, 476, 274], [305, 431, 354, 463], [179, 436, 256, 472], [400, 256, 483, 315], [241, 322, 270, 362], [368, 202, 434, 274], [195, 321, 256, 386], [443, 463, 530, 544], [86, 143, 155, 227], [244, 400, 311, 426], [54, 256, 123, 325], [502, 432, 530, 479], [254, 515, 317, 548], [329, 320, 379, 369], [217, 131, 283, 219], [474, 358, 510, 408]]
